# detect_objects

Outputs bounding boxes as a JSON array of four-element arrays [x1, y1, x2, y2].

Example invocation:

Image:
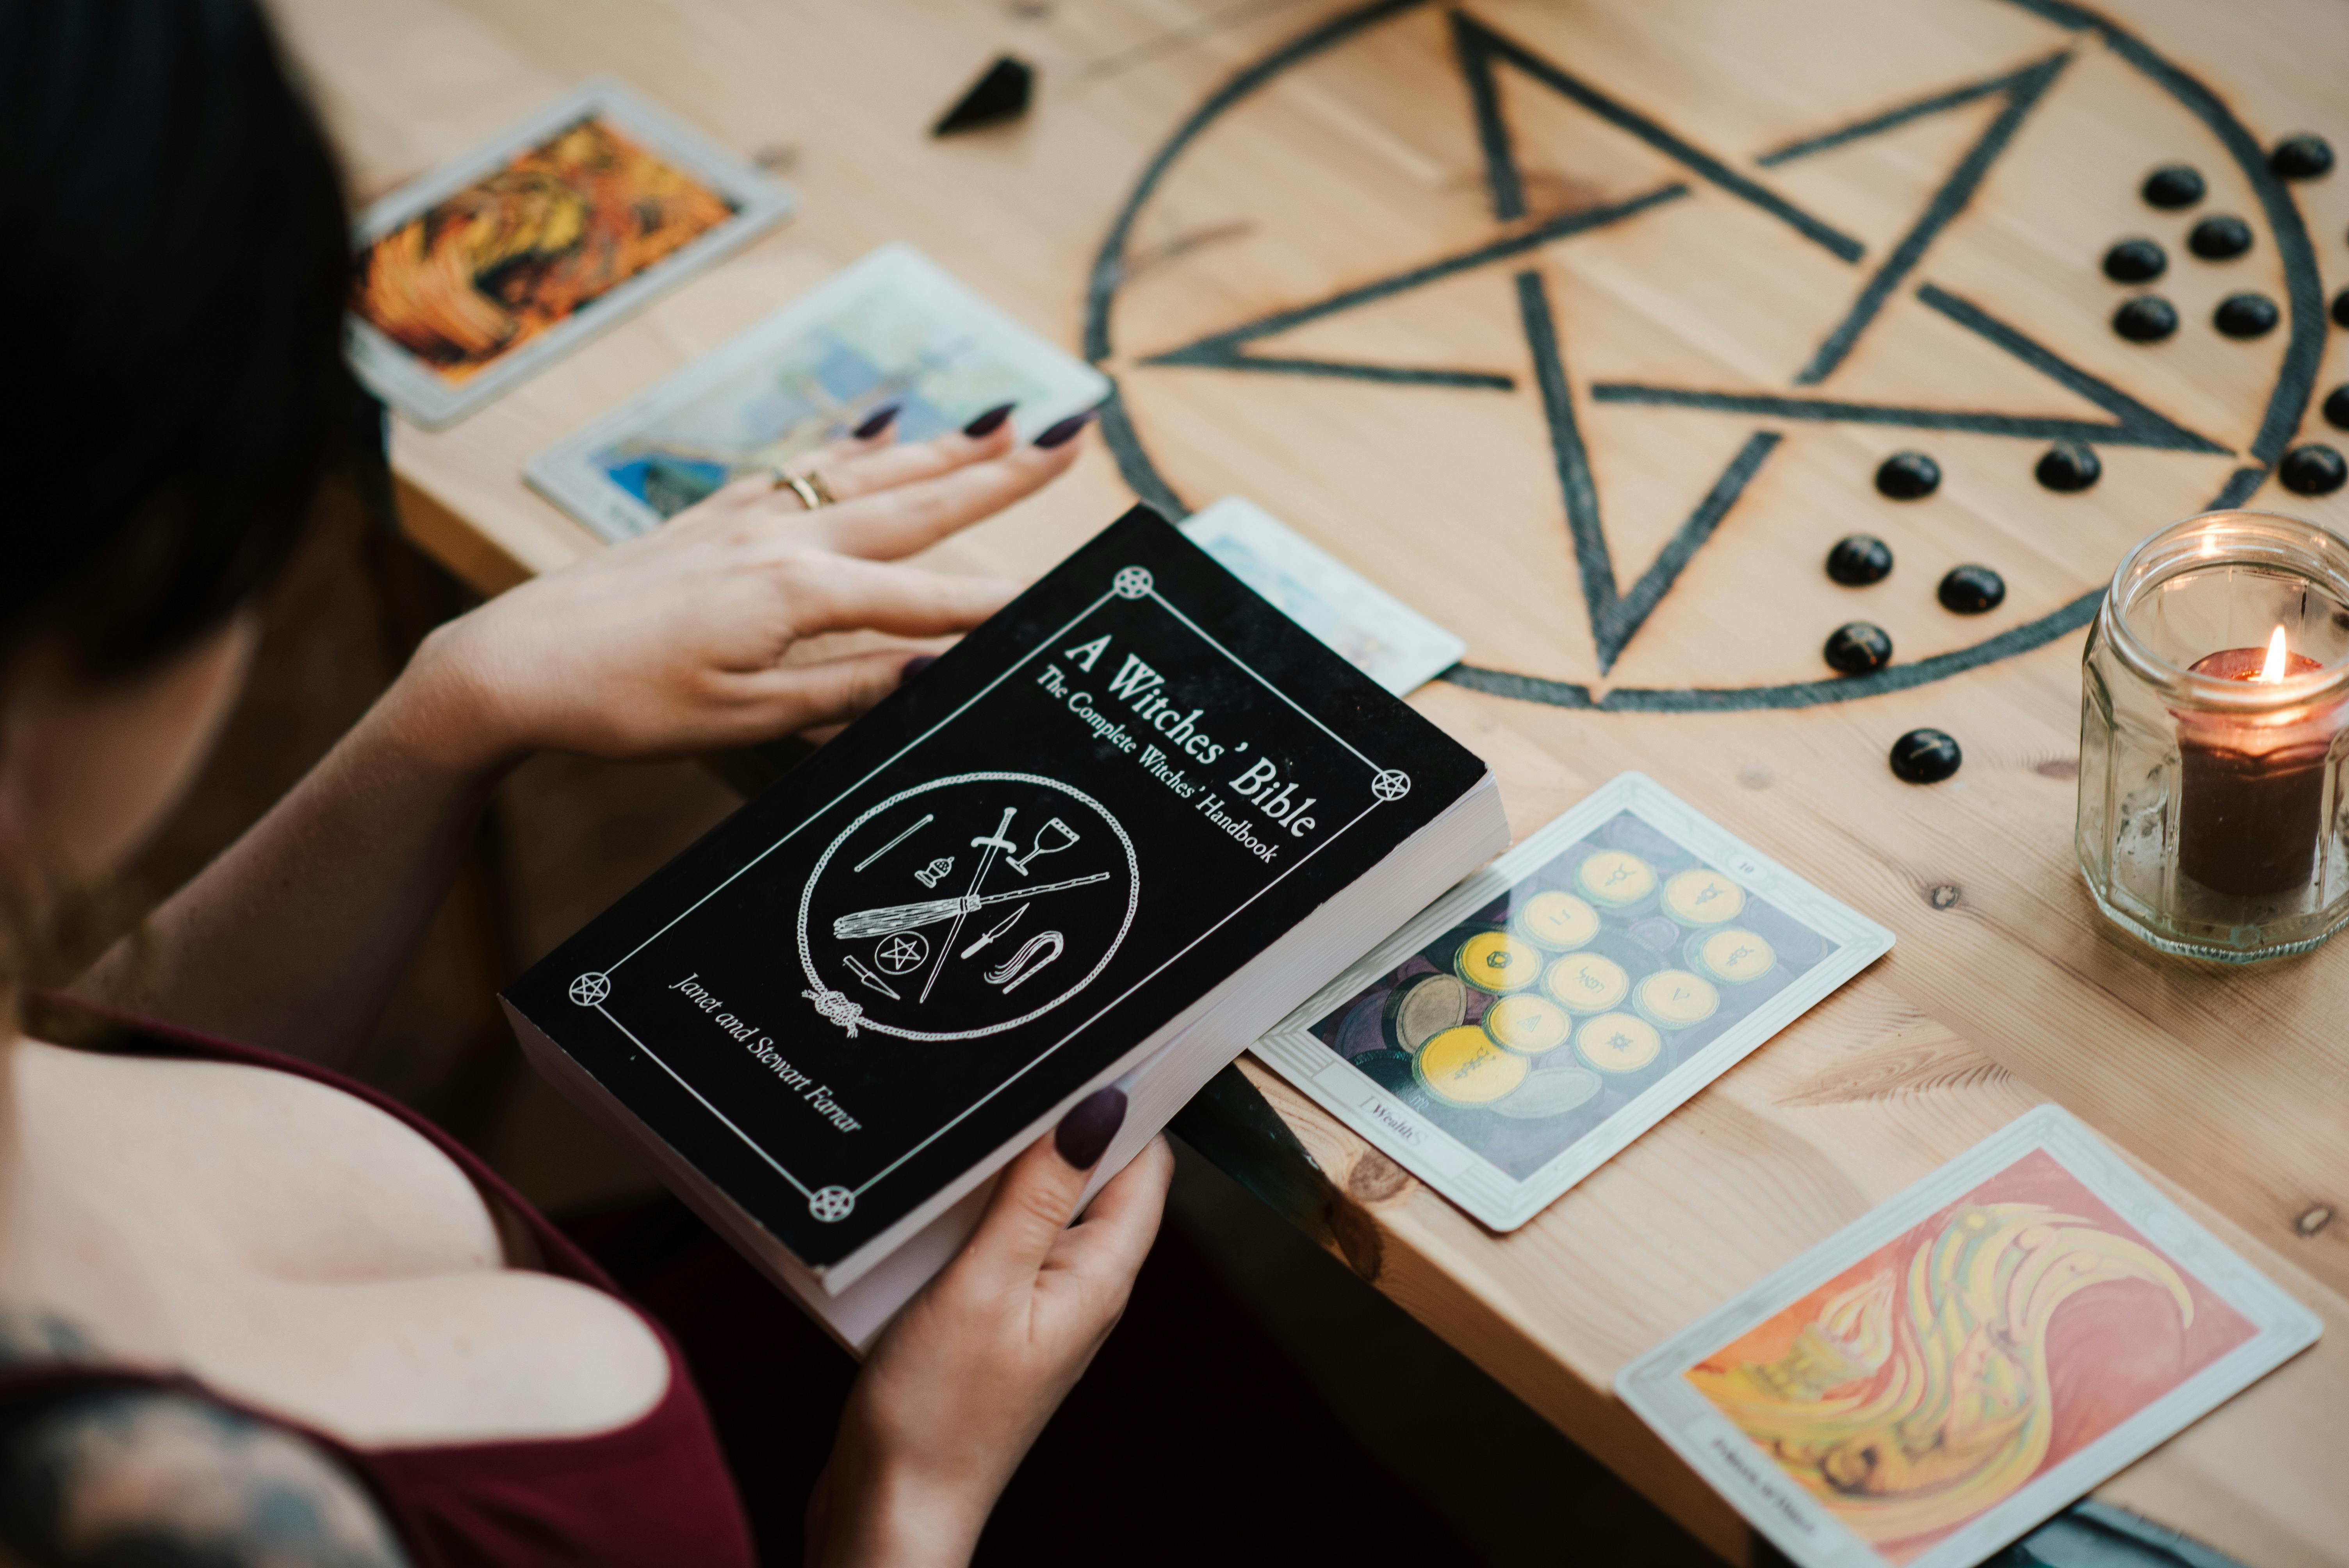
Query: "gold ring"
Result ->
[[768, 467, 836, 509]]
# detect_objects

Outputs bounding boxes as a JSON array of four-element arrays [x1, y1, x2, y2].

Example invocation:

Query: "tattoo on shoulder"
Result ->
[[0, 1385, 412, 1566]]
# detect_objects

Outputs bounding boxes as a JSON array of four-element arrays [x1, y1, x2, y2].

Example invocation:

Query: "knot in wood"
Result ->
[[1346, 1150, 1412, 1204], [1928, 884, 1962, 910], [2296, 1205, 2333, 1237]]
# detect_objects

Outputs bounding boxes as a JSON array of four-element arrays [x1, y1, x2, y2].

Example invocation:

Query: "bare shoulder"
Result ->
[[0, 1308, 412, 1567]]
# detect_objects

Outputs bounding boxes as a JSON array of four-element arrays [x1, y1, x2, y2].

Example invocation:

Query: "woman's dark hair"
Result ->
[[0, 0, 355, 680]]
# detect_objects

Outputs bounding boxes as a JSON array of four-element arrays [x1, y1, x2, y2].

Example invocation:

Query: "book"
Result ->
[[501, 506, 1508, 1348]]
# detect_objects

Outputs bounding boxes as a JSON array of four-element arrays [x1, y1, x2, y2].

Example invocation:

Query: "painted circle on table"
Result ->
[[1081, 0, 2324, 713]]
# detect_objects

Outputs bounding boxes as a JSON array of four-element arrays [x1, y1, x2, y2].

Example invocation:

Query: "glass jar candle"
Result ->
[[2077, 511, 2349, 961]]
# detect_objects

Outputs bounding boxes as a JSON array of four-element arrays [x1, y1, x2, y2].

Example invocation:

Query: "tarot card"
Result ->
[[1254, 773, 1891, 1231], [347, 79, 795, 429], [526, 243, 1110, 541], [1615, 1105, 2320, 1568], [1179, 498, 1465, 695]]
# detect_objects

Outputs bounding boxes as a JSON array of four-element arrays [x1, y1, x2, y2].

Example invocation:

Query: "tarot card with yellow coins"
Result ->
[[1616, 1105, 2319, 1568], [1253, 773, 1892, 1231]]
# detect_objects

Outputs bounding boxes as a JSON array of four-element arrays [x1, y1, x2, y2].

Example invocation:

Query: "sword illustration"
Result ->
[[922, 808, 1015, 1003]]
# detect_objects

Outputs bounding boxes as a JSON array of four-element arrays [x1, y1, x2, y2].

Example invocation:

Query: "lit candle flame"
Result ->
[[2260, 625, 2290, 683]]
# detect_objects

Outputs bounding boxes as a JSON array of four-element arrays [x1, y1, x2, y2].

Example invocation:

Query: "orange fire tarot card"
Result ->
[[345, 80, 793, 428]]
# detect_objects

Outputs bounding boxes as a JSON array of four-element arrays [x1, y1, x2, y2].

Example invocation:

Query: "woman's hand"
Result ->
[[396, 407, 1092, 772], [807, 1090, 1171, 1568]]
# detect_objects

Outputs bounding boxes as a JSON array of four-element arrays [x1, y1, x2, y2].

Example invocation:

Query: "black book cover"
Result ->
[[504, 507, 1486, 1271]]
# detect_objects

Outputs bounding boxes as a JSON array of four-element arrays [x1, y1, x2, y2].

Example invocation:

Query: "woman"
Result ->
[[0, 2, 1170, 1564]]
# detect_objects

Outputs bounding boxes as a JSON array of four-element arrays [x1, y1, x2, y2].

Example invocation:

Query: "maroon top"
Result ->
[[0, 1011, 757, 1568]]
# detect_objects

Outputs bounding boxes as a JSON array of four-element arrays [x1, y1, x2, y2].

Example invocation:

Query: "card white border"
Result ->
[[1614, 1103, 2322, 1568], [346, 77, 797, 429], [1253, 772, 1894, 1231], [1178, 496, 1466, 697], [525, 242, 1110, 541]]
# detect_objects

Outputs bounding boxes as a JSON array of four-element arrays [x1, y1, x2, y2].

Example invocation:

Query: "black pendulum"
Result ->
[[2140, 164, 2204, 208], [1937, 565, 2006, 614], [2271, 134, 2335, 180], [1875, 451, 1940, 499], [2101, 238, 2165, 283], [1823, 622, 1893, 675], [2324, 386, 2349, 432], [2035, 442, 2101, 492], [2333, 288, 2349, 330], [1826, 534, 1893, 585], [2113, 296, 2178, 342], [2188, 214, 2253, 260], [1890, 729, 1962, 784], [2279, 444, 2348, 497], [2214, 293, 2279, 339]]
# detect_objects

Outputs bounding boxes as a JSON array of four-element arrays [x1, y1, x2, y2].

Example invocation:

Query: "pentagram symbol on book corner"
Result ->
[[1087, 0, 2322, 712]]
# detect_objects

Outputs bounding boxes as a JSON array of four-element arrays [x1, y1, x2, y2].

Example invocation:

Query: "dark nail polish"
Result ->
[[852, 403, 901, 440], [1054, 1087, 1126, 1169], [898, 654, 937, 686], [1033, 409, 1096, 449], [962, 402, 1014, 438]]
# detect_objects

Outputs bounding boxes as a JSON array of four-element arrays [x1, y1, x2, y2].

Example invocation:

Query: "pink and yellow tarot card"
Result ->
[[1616, 1105, 2319, 1568]]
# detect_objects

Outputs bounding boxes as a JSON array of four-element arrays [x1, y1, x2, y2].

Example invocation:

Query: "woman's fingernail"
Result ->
[[853, 403, 901, 439], [1054, 1087, 1126, 1169], [961, 403, 1014, 438], [1032, 409, 1096, 449], [898, 654, 937, 686]]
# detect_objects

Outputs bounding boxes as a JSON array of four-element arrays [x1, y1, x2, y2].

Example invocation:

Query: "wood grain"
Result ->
[[269, 0, 2349, 1558]]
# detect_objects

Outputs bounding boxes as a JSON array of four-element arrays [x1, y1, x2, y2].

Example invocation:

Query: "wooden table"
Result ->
[[276, 0, 2349, 1559]]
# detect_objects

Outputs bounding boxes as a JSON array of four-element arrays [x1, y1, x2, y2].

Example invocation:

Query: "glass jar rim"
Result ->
[[2100, 510, 2349, 711]]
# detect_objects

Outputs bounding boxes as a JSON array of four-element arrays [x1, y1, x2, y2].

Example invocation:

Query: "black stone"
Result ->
[[2034, 442, 2101, 492], [2271, 134, 2335, 181], [1826, 533, 1893, 585], [2113, 296, 2178, 342], [2333, 287, 2349, 330], [1875, 451, 1941, 500], [2214, 293, 2279, 339], [2188, 214, 2253, 260], [2324, 385, 2349, 432], [1824, 622, 1893, 675], [2101, 238, 2165, 283], [2279, 444, 2348, 497], [1890, 729, 1962, 784], [1937, 565, 2007, 615], [932, 55, 1034, 135], [2141, 164, 2204, 208]]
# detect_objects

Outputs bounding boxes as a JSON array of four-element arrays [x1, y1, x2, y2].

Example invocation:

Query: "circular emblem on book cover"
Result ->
[[568, 972, 611, 1007], [1112, 566, 1154, 599], [808, 1185, 855, 1222], [796, 772, 1141, 1042], [1372, 768, 1412, 802]]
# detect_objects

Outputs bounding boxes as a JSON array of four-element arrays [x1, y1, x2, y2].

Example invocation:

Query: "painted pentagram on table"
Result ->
[[1086, 0, 2341, 713], [795, 773, 1141, 1042]]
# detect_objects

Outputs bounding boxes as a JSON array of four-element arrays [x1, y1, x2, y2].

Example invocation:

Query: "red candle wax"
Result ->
[[2175, 645, 2338, 897]]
